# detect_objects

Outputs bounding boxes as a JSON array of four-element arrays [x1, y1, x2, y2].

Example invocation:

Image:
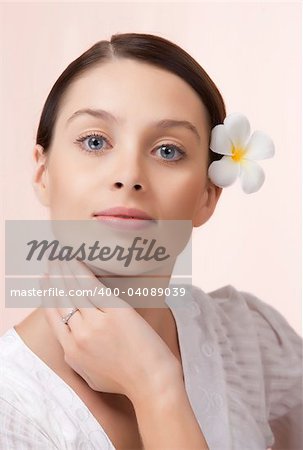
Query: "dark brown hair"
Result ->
[[36, 32, 225, 165]]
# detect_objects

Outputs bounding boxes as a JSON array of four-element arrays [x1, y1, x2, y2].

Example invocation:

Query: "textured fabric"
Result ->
[[0, 284, 302, 449]]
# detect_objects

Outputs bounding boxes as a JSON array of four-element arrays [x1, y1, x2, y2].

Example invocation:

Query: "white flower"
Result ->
[[208, 113, 275, 194]]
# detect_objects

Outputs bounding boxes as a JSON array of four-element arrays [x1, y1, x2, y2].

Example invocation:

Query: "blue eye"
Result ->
[[155, 144, 185, 162], [75, 133, 186, 162], [75, 132, 109, 153]]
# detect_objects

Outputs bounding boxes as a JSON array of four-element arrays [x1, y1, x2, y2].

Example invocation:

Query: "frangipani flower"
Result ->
[[208, 113, 275, 194]]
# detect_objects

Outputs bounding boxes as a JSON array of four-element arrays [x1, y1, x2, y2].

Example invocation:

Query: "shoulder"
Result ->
[[190, 283, 301, 343], [0, 328, 66, 426], [0, 328, 60, 447], [189, 283, 302, 363], [0, 329, 115, 449], [0, 327, 52, 411], [189, 284, 303, 417], [0, 327, 42, 383]]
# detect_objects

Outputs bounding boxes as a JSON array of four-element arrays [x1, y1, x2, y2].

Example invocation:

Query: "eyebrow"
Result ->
[[66, 108, 201, 143]]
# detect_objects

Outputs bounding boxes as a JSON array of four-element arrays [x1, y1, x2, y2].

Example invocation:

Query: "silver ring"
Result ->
[[61, 307, 79, 325]]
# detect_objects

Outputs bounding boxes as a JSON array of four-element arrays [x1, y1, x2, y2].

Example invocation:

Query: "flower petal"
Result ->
[[223, 113, 251, 147], [208, 156, 240, 187], [245, 130, 275, 160], [240, 159, 265, 194], [209, 124, 233, 156]]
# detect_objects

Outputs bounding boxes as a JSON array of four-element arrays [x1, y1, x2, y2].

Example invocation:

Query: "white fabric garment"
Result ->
[[0, 284, 302, 450]]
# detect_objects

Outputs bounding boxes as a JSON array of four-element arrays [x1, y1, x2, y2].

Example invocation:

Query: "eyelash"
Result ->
[[74, 132, 186, 163]]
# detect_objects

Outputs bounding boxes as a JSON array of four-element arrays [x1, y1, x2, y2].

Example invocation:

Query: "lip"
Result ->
[[93, 207, 156, 220], [93, 206, 157, 231]]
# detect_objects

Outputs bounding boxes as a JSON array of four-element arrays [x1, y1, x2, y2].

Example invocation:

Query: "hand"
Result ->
[[41, 258, 181, 402]]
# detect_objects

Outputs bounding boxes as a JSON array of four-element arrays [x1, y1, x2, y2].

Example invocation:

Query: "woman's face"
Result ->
[[34, 58, 221, 227]]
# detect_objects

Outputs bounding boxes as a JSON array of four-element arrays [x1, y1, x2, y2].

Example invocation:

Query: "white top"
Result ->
[[0, 284, 302, 450]]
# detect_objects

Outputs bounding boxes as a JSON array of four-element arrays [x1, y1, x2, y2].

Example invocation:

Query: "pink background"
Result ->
[[0, 2, 301, 336]]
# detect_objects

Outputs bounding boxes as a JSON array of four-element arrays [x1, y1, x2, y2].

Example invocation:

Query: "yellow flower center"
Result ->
[[231, 145, 246, 162]]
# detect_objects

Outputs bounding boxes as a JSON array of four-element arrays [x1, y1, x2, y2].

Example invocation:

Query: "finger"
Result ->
[[50, 259, 83, 330], [67, 257, 107, 310], [60, 258, 97, 310], [60, 258, 101, 323], [39, 275, 72, 347], [69, 257, 133, 311]]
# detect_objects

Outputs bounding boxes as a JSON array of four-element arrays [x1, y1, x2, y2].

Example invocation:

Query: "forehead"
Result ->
[[58, 58, 210, 138]]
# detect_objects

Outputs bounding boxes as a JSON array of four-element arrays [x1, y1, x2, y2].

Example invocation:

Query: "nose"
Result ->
[[109, 148, 146, 192], [113, 181, 143, 191]]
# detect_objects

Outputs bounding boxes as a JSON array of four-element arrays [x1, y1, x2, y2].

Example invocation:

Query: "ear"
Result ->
[[193, 179, 222, 228], [32, 144, 50, 207]]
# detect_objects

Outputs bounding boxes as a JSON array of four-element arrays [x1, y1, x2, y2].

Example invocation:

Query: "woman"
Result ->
[[0, 33, 302, 450]]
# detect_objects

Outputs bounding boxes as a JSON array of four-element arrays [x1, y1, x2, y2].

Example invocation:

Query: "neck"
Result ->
[[15, 260, 180, 382], [84, 260, 175, 331]]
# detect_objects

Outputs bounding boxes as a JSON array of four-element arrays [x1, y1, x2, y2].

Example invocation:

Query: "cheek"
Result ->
[[157, 169, 204, 219], [47, 152, 96, 218]]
